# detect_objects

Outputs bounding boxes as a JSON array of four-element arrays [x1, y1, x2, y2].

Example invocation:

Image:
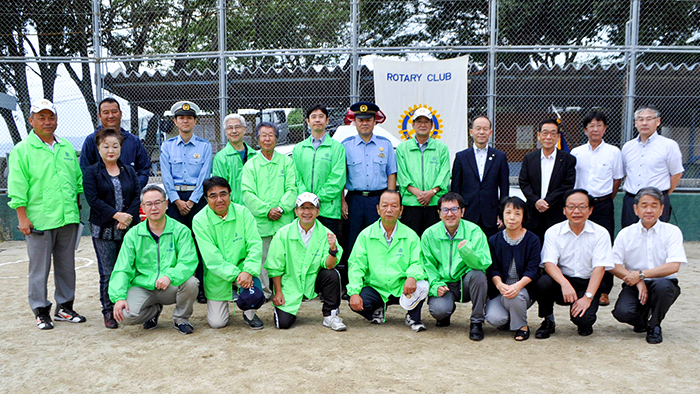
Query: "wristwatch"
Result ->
[[329, 248, 338, 257], [584, 292, 593, 299], [278, 207, 284, 214], [638, 270, 646, 280]]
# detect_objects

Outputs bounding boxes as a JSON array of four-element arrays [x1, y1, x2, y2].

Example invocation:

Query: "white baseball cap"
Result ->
[[30, 99, 57, 115], [399, 280, 429, 310], [295, 192, 320, 208], [411, 107, 432, 122]]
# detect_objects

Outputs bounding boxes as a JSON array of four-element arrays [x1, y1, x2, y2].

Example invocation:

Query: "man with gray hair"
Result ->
[[610, 187, 686, 344], [108, 185, 199, 334], [242, 122, 297, 298], [213, 113, 258, 205], [621, 105, 684, 228]]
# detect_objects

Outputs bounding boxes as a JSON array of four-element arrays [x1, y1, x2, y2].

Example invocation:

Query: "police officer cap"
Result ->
[[171, 101, 200, 117], [350, 101, 380, 119]]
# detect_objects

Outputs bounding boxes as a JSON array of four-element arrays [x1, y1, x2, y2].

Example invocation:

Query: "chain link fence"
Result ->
[[2, 0, 700, 189]]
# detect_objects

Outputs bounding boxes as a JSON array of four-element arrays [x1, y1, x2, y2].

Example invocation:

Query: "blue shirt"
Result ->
[[160, 134, 212, 203], [80, 127, 151, 188], [342, 133, 397, 191]]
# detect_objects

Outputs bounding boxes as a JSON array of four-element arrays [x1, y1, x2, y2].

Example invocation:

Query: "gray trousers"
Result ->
[[260, 236, 272, 298], [428, 270, 488, 323], [25, 223, 79, 315], [121, 276, 199, 325], [485, 289, 533, 330]]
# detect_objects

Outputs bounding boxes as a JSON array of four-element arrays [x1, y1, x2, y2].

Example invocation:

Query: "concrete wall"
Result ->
[[1, 192, 698, 242]]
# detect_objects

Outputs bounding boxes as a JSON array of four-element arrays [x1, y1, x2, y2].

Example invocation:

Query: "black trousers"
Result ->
[[536, 274, 602, 328], [588, 198, 615, 294], [166, 190, 207, 293], [318, 216, 340, 236], [273, 268, 342, 329], [475, 216, 499, 239], [621, 191, 671, 229], [400, 205, 440, 237], [351, 286, 424, 323], [612, 279, 680, 329]]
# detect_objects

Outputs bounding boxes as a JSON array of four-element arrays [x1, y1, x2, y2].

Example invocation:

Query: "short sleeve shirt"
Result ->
[[621, 132, 684, 194], [342, 133, 397, 191], [541, 220, 614, 279], [612, 220, 687, 280], [571, 141, 624, 197]]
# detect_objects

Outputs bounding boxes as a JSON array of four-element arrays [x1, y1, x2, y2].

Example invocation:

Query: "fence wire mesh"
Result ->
[[2, 0, 700, 189]]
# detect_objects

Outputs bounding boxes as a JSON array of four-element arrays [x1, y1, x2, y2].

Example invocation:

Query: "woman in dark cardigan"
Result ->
[[83, 128, 141, 329], [485, 196, 541, 341]]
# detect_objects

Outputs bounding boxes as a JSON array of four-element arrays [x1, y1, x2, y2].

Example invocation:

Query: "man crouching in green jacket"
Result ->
[[421, 192, 492, 341], [348, 190, 428, 332], [109, 185, 199, 334], [266, 192, 346, 331], [193, 177, 266, 330]]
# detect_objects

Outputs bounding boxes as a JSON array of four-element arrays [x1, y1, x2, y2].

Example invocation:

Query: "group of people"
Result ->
[[7, 97, 686, 344]]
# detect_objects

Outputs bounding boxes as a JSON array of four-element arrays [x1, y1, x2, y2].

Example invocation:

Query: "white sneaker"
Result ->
[[371, 308, 384, 324], [322, 309, 347, 331], [405, 313, 426, 332]]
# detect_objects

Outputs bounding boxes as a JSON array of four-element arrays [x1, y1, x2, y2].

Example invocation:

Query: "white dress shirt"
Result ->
[[571, 140, 624, 197], [612, 220, 687, 280], [541, 220, 614, 279], [621, 132, 684, 194], [473, 143, 488, 181], [298, 221, 315, 247], [540, 148, 557, 198]]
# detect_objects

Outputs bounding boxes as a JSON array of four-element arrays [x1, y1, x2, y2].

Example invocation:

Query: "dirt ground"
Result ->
[[0, 237, 698, 393]]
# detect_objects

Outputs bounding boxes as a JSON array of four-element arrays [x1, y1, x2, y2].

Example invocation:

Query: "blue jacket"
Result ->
[[80, 127, 151, 188], [486, 230, 541, 300], [83, 159, 141, 236]]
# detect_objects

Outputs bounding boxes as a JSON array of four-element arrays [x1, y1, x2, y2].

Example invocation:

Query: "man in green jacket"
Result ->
[[242, 122, 297, 298], [396, 107, 450, 236], [8, 99, 86, 330], [212, 113, 258, 205], [266, 192, 346, 331], [421, 192, 492, 340], [109, 185, 199, 335], [347, 190, 428, 332], [292, 105, 346, 235], [193, 176, 266, 330]]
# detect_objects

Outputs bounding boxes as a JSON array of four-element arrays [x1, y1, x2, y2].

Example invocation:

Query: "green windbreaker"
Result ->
[[212, 142, 258, 205], [396, 137, 450, 207]]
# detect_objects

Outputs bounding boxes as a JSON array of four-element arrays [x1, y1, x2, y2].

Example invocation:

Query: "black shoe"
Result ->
[[143, 304, 163, 330], [103, 312, 118, 329], [469, 323, 484, 341], [496, 323, 510, 331], [341, 292, 350, 301], [197, 291, 207, 304], [173, 321, 194, 335], [646, 325, 663, 344], [577, 325, 594, 336], [633, 324, 647, 333], [436, 317, 451, 328], [243, 313, 264, 330], [535, 319, 556, 339], [35, 306, 54, 330]]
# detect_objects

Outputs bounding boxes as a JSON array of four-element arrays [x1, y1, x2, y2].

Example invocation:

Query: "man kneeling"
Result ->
[[109, 185, 199, 334], [265, 192, 346, 330], [610, 187, 686, 344]]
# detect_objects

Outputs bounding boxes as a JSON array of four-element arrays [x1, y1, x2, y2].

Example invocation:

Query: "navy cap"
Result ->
[[235, 285, 266, 310], [170, 101, 200, 117], [349, 101, 380, 119]]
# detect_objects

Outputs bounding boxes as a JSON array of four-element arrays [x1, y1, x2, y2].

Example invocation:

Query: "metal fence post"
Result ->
[[92, 0, 102, 104], [624, 0, 640, 143], [487, 0, 498, 144], [350, 0, 359, 102], [218, 0, 228, 146]]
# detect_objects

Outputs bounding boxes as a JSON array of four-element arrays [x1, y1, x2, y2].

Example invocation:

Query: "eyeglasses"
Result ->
[[143, 200, 165, 208], [565, 205, 589, 211], [225, 125, 245, 130], [440, 207, 461, 215], [634, 116, 657, 122], [207, 191, 230, 200]]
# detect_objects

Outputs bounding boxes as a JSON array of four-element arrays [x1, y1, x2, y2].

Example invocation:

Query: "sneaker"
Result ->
[[322, 310, 347, 331], [36, 313, 54, 330], [54, 304, 86, 323], [371, 308, 384, 324], [243, 313, 264, 330], [173, 321, 194, 335], [405, 313, 427, 332], [143, 304, 163, 330]]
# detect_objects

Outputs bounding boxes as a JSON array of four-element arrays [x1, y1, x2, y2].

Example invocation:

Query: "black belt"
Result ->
[[347, 189, 386, 197], [591, 194, 612, 204]]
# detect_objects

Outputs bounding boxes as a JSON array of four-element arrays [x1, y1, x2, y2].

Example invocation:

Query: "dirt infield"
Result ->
[[1, 237, 698, 393]]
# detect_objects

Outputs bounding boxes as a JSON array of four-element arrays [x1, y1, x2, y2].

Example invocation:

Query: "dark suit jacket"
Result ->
[[518, 149, 576, 233], [451, 146, 509, 229]]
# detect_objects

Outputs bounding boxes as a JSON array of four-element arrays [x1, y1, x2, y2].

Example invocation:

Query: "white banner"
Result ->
[[373, 56, 469, 164]]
